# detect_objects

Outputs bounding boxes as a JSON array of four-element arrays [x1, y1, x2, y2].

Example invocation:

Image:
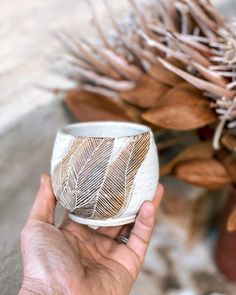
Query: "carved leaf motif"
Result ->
[[70, 138, 115, 216], [52, 137, 115, 213], [75, 133, 150, 219], [52, 138, 84, 210], [52, 133, 150, 219]]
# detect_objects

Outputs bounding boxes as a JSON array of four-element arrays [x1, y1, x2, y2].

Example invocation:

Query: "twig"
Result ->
[[86, 0, 112, 49], [213, 97, 236, 149], [158, 57, 235, 99]]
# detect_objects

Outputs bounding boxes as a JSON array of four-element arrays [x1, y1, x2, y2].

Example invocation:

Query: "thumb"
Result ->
[[28, 174, 56, 224]]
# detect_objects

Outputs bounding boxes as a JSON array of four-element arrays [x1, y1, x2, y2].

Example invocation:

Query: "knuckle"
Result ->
[[131, 230, 149, 245], [136, 218, 153, 231]]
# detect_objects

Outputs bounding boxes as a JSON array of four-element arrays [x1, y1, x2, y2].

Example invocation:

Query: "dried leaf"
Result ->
[[65, 89, 140, 122], [173, 82, 201, 94], [142, 87, 217, 130], [149, 60, 183, 87], [227, 207, 236, 232], [221, 133, 236, 152], [222, 154, 236, 183], [142, 104, 216, 131], [161, 141, 214, 176], [121, 75, 170, 108], [175, 159, 231, 189], [156, 83, 205, 107], [157, 135, 192, 151], [158, 58, 236, 99]]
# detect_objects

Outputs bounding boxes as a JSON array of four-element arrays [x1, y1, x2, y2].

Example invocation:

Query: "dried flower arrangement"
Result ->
[[54, 0, 236, 281]]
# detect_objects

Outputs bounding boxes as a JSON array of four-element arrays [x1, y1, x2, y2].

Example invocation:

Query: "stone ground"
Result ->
[[1, 0, 236, 294]]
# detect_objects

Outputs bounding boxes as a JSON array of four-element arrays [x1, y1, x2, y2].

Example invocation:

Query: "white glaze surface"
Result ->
[[51, 122, 159, 227], [121, 133, 159, 218]]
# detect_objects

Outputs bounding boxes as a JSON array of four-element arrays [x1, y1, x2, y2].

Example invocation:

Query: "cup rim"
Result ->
[[59, 121, 151, 139]]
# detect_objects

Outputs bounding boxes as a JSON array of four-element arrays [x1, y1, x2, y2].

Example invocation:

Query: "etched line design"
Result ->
[[52, 132, 150, 219]]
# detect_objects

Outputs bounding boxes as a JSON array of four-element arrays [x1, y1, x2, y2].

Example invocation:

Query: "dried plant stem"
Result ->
[[127, 0, 149, 34], [70, 66, 136, 91], [139, 30, 189, 63], [213, 97, 236, 149], [86, 0, 112, 49], [175, 2, 189, 34], [158, 58, 236, 99], [102, 0, 123, 35], [191, 61, 227, 87]]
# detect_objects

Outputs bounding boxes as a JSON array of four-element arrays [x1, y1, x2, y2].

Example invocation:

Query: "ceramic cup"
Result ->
[[51, 121, 159, 227]]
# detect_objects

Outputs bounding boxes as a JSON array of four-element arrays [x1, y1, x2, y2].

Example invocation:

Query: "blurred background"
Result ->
[[1, 0, 236, 294]]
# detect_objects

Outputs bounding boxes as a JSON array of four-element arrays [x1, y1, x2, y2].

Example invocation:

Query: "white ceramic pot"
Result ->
[[51, 121, 159, 227]]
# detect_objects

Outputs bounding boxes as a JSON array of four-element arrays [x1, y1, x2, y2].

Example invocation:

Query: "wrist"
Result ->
[[19, 277, 64, 295]]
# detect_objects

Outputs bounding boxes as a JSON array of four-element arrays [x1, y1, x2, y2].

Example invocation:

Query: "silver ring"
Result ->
[[115, 235, 129, 244]]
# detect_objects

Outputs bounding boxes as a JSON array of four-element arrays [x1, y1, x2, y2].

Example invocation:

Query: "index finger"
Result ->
[[126, 184, 164, 262]]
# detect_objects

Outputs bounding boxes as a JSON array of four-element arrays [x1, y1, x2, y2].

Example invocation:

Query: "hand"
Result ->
[[19, 174, 163, 295]]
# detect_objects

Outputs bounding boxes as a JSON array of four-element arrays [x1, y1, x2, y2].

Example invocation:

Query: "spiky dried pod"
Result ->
[[56, 0, 236, 189]]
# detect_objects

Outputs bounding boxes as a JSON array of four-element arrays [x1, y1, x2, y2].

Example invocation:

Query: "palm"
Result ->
[[20, 175, 163, 295], [60, 219, 138, 277], [22, 219, 134, 294], [60, 221, 135, 293]]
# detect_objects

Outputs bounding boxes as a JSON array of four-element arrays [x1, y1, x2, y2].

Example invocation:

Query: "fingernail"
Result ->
[[142, 201, 154, 218]]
